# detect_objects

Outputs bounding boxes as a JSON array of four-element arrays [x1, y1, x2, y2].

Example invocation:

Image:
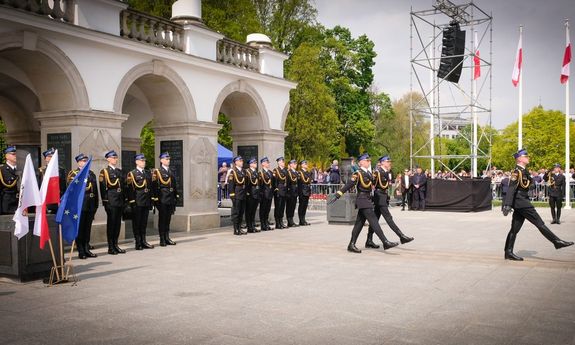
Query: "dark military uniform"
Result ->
[[285, 168, 300, 227], [0, 163, 19, 215], [228, 166, 247, 235], [543, 170, 565, 224], [366, 167, 413, 247], [126, 168, 153, 250], [273, 166, 287, 229], [245, 167, 260, 233], [335, 167, 398, 253], [412, 171, 427, 210], [259, 167, 274, 230], [99, 165, 125, 254], [297, 169, 312, 226], [151, 165, 179, 246], [67, 167, 98, 258], [503, 164, 573, 260]]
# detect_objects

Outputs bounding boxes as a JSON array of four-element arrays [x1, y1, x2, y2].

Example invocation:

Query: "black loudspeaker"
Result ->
[[437, 22, 466, 83]]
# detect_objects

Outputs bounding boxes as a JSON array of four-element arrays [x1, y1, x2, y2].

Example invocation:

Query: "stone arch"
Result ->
[[280, 101, 291, 130], [211, 80, 270, 130], [113, 60, 197, 123], [0, 30, 90, 111]]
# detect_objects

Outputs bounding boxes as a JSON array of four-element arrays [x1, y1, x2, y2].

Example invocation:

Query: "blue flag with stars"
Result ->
[[56, 157, 92, 244]]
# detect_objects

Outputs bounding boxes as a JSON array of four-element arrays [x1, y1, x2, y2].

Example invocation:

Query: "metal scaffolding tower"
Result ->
[[410, 0, 492, 179]]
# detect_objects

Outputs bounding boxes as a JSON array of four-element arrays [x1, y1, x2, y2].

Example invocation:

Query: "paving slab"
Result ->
[[0, 208, 574, 345]]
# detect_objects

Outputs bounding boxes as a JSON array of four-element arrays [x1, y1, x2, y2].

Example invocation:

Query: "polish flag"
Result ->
[[33, 150, 60, 249], [512, 33, 523, 87], [561, 27, 571, 84], [474, 31, 481, 80]]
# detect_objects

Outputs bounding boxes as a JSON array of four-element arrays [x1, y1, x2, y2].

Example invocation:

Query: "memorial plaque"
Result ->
[[121, 150, 136, 173], [160, 140, 184, 207], [47, 133, 71, 172], [237, 145, 258, 168]]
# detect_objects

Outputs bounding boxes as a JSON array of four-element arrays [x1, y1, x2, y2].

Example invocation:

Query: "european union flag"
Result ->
[[56, 157, 92, 244]]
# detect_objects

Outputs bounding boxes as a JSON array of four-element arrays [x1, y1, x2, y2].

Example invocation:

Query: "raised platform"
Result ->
[[425, 178, 492, 212]]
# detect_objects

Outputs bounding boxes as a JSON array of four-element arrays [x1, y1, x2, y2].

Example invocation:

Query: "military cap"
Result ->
[[105, 150, 118, 158], [288, 159, 297, 164], [357, 153, 370, 162], [233, 156, 243, 162], [513, 148, 528, 159], [248, 157, 257, 164], [4, 146, 16, 154], [378, 155, 391, 163], [260, 156, 269, 163], [159, 152, 170, 159], [276, 156, 284, 162], [75, 153, 88, 162], [134, 153, 146, 161], [42, 148, 55, 158], [300, 160, 308, 165], [554, 163, 561, 168]]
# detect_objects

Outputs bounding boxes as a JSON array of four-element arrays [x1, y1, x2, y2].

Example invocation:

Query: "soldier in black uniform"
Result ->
[[297, 160, 312, 226], [228, 156, 247, 235], [331, 153, 399, 253], [245, 158, 261, 233], [68, 153, 98, 259], [259, 157, 274, 231], [366, 155, 413, 249], [99, 150, 126, 255], [544, 163, 566, 224], [502, 149, 573, 261], [0, 146, 19, 215], [285, 159, 300, 228], [152, 152, 179, 246], [126, 154, 154, 250], [37, 148, 66, 214], [273, 157, 287, 229]]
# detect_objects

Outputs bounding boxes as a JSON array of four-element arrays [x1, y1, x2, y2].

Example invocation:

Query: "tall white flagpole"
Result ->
[[429, 35, 435, 178], [472, 31, 478, 178], [565, 20, 571, 209], [518, 25, 523, 150]]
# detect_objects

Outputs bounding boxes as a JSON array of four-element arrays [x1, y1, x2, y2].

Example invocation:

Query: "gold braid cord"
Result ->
[[128, 171, 147, 188], [247, 170, 258, 185], [357, 171, 372, 189], [273, 168, 286, 181], [288, 170, 298, 182], [299, 171, 310, 184], [154, 169, 171, 186], [518, 170, 530, 189], [231, 170, 245, 184], [0, 168, 17, 188], [103, 168, 119, 187], [375, 170, 388, 189], [548, 172, 555, 187], [260, 171, 272, 186]]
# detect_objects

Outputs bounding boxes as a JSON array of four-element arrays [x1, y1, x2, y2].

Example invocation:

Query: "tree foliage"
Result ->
[[140, 120, 155, 168], [284, 43, 339, 163], [126, 0, 173, 19], [203, 0, 263, 42], [217, 113, 233, 150]]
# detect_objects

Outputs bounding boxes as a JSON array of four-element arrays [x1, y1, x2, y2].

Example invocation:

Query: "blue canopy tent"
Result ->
[[218, 143, 233, 168]]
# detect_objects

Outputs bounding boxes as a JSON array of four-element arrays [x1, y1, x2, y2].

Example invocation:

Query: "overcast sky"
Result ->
[[315, 0, 575, 129]]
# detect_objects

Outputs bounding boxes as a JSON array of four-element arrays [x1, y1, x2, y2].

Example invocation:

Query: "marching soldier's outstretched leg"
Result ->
[[363, 208, 398, 250]]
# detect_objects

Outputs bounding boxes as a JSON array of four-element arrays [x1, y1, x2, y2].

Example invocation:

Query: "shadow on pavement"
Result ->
[[78, 265, 146, 281]]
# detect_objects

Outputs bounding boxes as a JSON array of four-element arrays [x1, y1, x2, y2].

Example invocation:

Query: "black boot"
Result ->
[[556, 208, 561, 224], [159, 233, 167, 247], [275, 218, 284, 229], [77, 241, 87, 259], [135, 235, 143, 250], [165, 232, 176, 245], [115, 241, 126, 254], [287, 218, 299, 227], [84, 243, 97, 258], [108, 244, 118, 255], [141, 234, 154, 249], [504, 232, 523, 261], [383, 241, 399, 250], [347, 241, 362, 253], [400, 235, 414, 244], [554, 240, 574, 250]]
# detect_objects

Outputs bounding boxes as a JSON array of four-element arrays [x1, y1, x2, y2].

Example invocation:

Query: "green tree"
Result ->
[[126, 0, 174, 18], [492, 106, 575, 170], [284, 43, 340, 162], [217, 113, 233, 149], [203, 0, 263, 43], [140, 121, 155, 168]]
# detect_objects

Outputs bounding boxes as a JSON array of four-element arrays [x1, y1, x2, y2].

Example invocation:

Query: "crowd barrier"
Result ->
[[491, 181, 575, 202]]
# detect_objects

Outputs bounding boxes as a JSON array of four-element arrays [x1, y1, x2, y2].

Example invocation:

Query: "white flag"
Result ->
[[13, 154, 42, 239], [512, 31, 523, 87]]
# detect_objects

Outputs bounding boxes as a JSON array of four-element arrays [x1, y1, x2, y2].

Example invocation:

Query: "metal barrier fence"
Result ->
[[491, 181, 575, 202]]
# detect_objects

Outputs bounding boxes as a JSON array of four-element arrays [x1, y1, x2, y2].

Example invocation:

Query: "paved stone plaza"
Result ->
[[1, 208, 574, 345]]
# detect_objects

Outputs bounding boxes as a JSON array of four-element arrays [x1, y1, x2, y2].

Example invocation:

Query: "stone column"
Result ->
[[34, 110, 129, 243], [232, 129, 287, 161], [154, 121, 221, 232]]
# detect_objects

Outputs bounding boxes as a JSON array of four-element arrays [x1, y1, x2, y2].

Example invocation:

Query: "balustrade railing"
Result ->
[[0, 0, 74, 22], [120, 9, 184, 52], [216, 38, 260, 72]]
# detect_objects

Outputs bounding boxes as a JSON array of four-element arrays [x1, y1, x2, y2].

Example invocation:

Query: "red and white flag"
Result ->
[[561, 26, 571, 84], [33, 150, 60, 249], [13, 154, 42, 239], [474, 31, 481, 80], [512, 31, 523, 87]]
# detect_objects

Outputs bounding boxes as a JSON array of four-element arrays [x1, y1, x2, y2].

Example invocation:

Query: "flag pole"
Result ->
[[65, 240, 75, 280], [565, 19, 571, 209], [472, 30, 478, 178], [59, 225, 65, 280], [518, 25, 523, 150], [47, 238, 61, 281]]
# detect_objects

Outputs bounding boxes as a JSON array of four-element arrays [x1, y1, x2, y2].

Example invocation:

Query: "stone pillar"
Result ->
[[232, 129, 287, 162], [34, 110, 129, 244], [154, 121, 221, 232]]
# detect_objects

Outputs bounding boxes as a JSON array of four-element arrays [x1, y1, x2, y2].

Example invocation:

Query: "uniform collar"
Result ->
[[360, 167, 369, 173], [137, 167, 144, 173], [162, 165, 169, 171], [6, 162, 16, 170], [108, 164, 116, 170]]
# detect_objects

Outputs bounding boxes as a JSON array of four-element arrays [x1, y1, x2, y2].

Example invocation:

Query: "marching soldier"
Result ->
[[258, 157, 274, 231], [285, 159, 299, 227], [366, 155, 413, 249], [543, 163, 565, 224], [273, 157, 287, 229], [502, 149, 573, 261], [297, 160, 312, 226], [99, 150, 126, 255], [126, 153, 154, 250], [228, 156, 247, 235], [37, 148, 65, 214], [245, 158, 261, 233], [0, 146, 19, 215], [151, 152, 179, 246], [68, 154, 98, 259], [330, 153, 399, 253]]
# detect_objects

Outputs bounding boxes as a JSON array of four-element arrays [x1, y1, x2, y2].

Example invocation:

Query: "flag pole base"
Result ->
[[45, 263, 77, 287]]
